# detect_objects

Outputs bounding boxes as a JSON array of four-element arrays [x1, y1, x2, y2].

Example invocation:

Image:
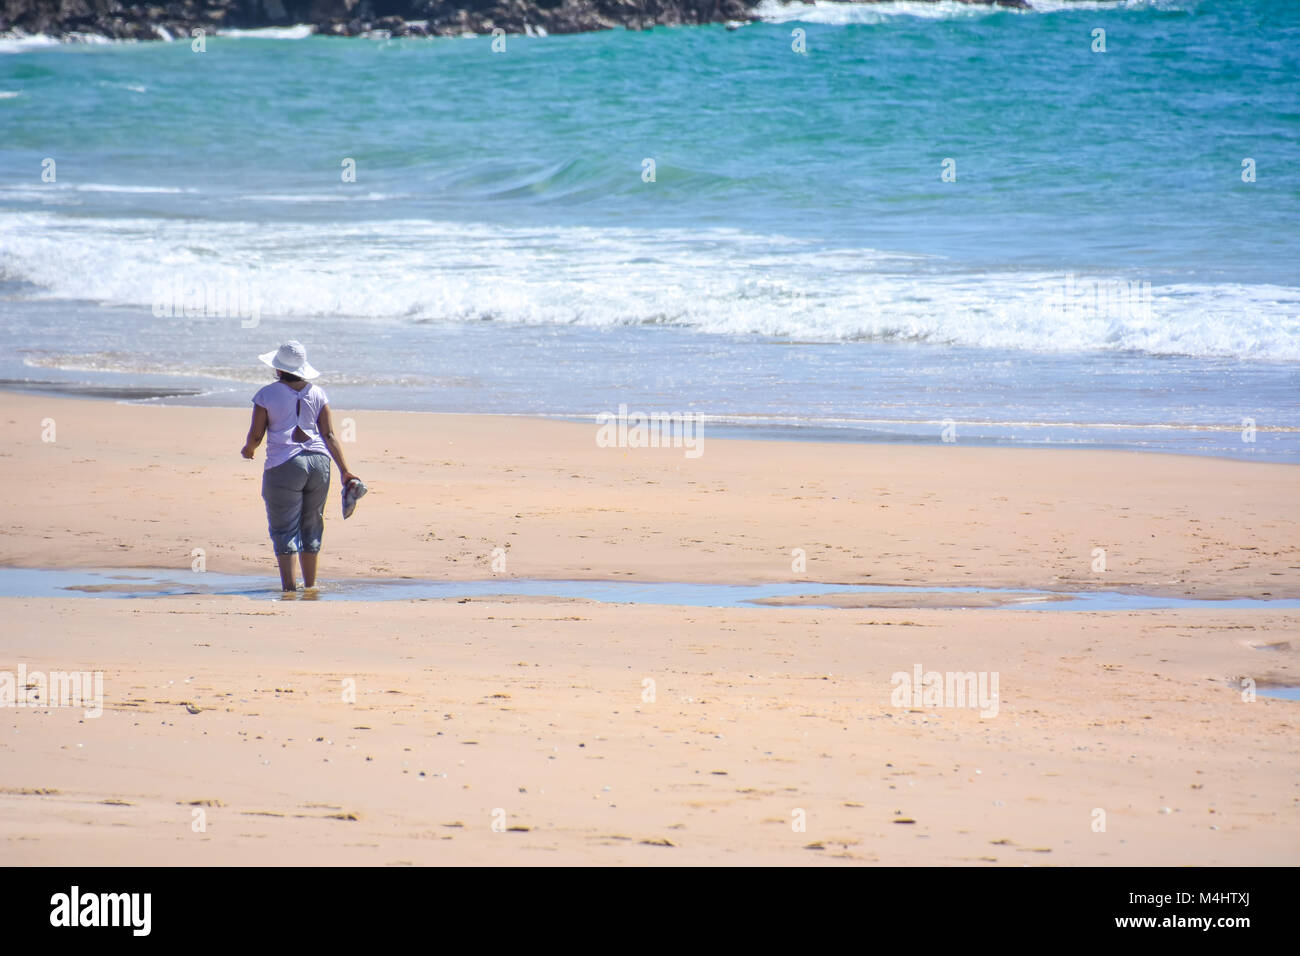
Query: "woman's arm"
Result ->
[[241, 405, 268, 459], [317, 404, 357, 483]]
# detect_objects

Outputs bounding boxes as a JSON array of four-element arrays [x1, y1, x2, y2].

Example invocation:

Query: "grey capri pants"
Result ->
[[261, 452, 331, 555]]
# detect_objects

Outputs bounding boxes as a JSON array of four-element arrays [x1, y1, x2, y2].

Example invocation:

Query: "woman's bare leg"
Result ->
[[299, 552, 318, 589], [276, 553, 298, 591]]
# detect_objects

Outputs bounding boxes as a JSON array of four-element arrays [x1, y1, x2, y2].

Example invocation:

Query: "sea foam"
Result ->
[[1, 211, 1294, 361]]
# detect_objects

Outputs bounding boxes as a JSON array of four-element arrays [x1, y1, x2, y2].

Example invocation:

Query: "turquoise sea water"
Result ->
[[1, 1, 1297, 458]]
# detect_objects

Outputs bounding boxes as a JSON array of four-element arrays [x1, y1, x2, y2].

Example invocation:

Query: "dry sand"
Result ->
[[0, 390, 1296, 865]]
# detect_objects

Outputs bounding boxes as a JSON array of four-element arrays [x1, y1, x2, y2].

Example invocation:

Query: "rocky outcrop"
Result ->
[[0, 0, 1031, 42]]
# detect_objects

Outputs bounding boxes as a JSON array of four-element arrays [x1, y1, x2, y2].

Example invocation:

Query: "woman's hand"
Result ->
[[241, 443, 256, 460], [342, 471, 360, 485]]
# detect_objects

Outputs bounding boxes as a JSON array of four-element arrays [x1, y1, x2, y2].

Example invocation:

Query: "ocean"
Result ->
[[1, 0, 1297, 459]]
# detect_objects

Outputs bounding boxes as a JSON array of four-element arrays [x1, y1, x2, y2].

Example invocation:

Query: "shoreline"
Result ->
[[2, 384, 1294, 467]]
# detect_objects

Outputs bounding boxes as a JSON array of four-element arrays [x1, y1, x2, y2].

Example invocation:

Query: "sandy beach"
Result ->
[[0, 390, 1297, 865]]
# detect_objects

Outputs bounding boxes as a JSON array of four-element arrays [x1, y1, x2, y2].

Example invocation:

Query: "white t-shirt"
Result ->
[[253, 381, 330, 470]]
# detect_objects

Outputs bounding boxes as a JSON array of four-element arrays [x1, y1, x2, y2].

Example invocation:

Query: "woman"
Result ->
[[241, 340, 360, 591]]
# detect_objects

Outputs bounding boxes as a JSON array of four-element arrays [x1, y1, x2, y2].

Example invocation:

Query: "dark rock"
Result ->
[[1, 0, 1034, 42]]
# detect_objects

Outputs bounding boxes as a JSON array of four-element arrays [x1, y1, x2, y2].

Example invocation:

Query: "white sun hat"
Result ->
[[258, 340, 320, 380]]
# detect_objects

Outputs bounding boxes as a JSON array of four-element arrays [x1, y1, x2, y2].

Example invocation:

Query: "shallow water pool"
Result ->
[[0, 567, 1296, 613]]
